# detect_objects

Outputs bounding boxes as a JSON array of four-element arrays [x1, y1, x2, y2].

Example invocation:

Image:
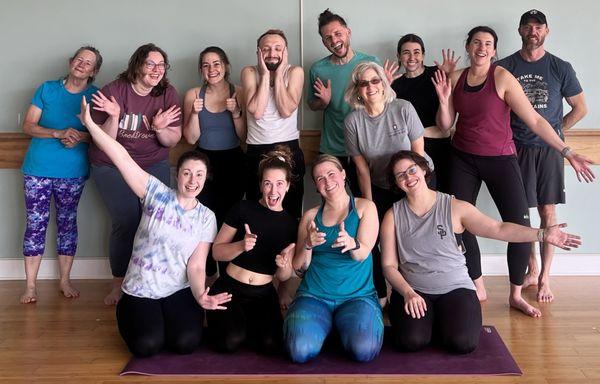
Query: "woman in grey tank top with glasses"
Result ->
[[380, 151, 582, 353]]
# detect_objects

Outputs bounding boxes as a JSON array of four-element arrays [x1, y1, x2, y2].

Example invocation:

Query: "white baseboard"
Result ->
[[1, 254, 599, 280], [0, 258, 113, 280]]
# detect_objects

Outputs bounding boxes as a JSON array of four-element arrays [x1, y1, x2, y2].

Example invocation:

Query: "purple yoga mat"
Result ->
[[121, 325, 521, 376]]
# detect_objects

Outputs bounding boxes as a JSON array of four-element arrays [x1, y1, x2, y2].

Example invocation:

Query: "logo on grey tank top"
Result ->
[[436, 224, 447, 240]]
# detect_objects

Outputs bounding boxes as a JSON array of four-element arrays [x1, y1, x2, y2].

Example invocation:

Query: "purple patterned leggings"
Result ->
[[23, 175, 86, 257]]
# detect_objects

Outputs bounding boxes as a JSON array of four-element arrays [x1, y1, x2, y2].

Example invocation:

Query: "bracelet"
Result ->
[[232, 109, 243, 119], [560, 146, 572, 158], [537, 228, 545, 243], [350, 237, 361, 251], [304, 242, 313, 251]]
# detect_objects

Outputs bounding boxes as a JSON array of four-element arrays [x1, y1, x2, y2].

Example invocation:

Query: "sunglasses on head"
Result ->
[[356, 78, 382, 88]]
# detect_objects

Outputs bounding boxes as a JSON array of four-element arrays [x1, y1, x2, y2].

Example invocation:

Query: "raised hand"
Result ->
[[565, 152, 595, 183], [331, 221, 356, 253], [403, 290, 427, 319], [197, 286, 232, 310], [225, 92, 240, 116], [152, 105, 181, 131], [257, 48, 269, 77], [383, 59, 401, 82], [434, 49, 461, 74], [275, 243, 295, 269], [305, 220, 326, 249], [91, 91, 120, 118], [313, 78, 331, 106], [79, 96, 95, 128], [275, 46, 289, 79], [432, 69, 452, 102], [192, 91, 204, 113], [543, 223, 582, 251], [243, 223, 257, 252]]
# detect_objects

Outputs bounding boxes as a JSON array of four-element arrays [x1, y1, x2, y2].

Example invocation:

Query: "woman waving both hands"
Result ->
[[432, 26, 593, 317]]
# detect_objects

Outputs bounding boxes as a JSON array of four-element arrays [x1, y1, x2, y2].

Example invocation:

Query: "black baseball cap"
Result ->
[[519, 9, 547, 26]]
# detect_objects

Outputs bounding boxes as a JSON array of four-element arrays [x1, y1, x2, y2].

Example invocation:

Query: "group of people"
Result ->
[[20, 7, 592, 363]]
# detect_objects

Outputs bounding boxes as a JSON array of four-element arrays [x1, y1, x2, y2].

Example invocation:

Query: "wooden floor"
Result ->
[[1, 277, 599, 384]]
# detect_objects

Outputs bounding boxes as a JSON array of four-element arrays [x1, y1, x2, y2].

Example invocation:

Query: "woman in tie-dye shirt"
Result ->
[[81, 98, 231, 358]]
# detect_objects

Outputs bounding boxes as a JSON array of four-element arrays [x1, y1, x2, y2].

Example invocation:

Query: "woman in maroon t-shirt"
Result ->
[[90, 43, 182, 305], [432, 26, 593, 318]]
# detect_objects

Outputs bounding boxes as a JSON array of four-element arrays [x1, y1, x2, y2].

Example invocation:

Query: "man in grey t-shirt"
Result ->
[[497, 9, 587, 303]]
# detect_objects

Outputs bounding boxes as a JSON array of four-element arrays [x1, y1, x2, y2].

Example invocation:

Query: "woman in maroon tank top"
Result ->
[[431, 26, 593, 318]]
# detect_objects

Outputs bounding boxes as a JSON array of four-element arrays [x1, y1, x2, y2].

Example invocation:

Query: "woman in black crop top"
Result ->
[[390, 34, 459, 193], [207, 146, 298, 354]]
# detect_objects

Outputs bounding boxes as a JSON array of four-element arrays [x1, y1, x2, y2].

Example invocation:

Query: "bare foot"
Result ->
[[59, 280, 80, 299], [104, 286, 122, 305], [509, 295, 541, 318], [20, 287, 37, 304], [473, 277, 487, 301], [522, 272, 539, 289], [537, 279, 554, 303]]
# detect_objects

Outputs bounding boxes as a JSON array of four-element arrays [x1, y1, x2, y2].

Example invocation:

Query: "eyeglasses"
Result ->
[[356, 78, 382, 88], [394, 164, 419, 180], [144, 61, 170, 71]]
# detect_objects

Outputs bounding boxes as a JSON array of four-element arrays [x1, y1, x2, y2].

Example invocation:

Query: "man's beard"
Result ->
[[265, 59, 282, 71], [522, 35, 545, 50]]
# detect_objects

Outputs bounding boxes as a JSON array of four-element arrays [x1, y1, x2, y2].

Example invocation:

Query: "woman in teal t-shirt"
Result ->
[[20, 46, 102, 304]]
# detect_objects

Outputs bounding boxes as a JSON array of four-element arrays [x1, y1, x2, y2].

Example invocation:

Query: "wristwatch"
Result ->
[[560, 146, 572, 158]]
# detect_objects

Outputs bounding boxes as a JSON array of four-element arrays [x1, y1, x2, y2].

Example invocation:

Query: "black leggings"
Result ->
[[116, 288, 204, 357], [197, 146, 246, 276], [371, 185, 405, 299], [206, 273, 283, 355], [449, 149, 531, 285], [246, 140, 305, 220], [425, 137, 452, 194], [388, 288, 481, 354]]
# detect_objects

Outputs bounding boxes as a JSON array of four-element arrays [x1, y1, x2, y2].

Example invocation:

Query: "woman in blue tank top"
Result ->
[[380, 151, 582, 353], [183, 46, 246, 277], [283, 154, 383, 363]]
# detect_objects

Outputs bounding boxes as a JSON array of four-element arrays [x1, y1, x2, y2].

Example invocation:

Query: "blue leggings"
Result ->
[[283, 294, 383, 363]]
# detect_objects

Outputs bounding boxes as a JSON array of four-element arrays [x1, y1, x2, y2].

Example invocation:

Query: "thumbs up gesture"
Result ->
[[193, 91, 204, 113], [275, 243, 295, 269], [226, 92, 241, 117], [305, 220, 326, 250], [332, 221, 357, 253], [242, 223, 257, 252]]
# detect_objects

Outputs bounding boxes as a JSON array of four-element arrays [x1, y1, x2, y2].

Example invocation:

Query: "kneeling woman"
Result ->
[[381, 151, 581, 353], [284, 155, 383, 363], [209, 147, 298, 354], [80, 99, 231, 357]]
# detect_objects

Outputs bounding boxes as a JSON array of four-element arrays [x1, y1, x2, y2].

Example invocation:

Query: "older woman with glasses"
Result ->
[[343, 61, 431, 305], [89, 43, 182, 305], [20, 46, 102, 304]]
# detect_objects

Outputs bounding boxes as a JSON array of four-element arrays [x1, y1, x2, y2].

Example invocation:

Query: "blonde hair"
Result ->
[[344, 61, 396, 110]]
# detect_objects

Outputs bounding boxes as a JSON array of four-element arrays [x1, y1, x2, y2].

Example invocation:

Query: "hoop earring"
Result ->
[[357, 95, 362, 101]]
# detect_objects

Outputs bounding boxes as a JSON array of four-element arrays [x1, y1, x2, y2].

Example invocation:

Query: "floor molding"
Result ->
[[1, 254, 599, 280]]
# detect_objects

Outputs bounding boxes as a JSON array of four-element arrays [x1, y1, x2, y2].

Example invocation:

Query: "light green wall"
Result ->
[[1, 0, 599, 261]]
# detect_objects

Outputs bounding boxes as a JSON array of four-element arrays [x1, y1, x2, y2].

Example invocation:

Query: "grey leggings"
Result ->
[[91, 160, 170, 277]]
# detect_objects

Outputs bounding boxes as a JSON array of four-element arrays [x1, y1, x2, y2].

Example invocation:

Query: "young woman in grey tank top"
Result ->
[[380, 151, 581, 353]]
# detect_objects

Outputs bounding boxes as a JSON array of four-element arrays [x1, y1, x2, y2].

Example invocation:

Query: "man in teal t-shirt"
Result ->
[[307, 9, 380, 180]]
